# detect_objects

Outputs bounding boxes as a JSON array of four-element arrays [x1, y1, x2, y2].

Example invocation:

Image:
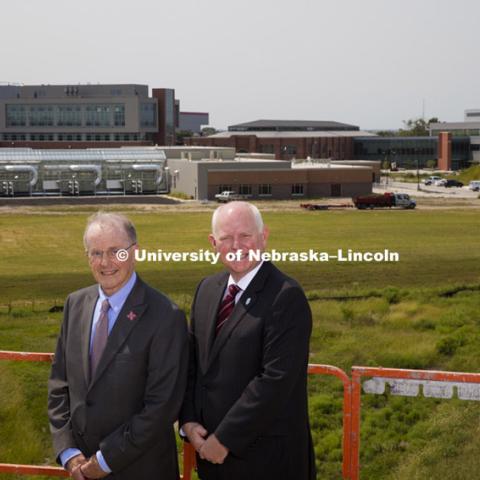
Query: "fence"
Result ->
[[2, 350, 480, 479]]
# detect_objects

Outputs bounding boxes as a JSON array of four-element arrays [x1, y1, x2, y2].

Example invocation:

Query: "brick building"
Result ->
[[185, 119, 374, 160]]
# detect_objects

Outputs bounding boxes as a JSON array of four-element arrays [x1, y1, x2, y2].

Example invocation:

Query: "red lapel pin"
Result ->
[[127, 311, 137, 321]]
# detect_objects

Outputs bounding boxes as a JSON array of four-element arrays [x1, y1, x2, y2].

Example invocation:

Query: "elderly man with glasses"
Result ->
[[48, 211, 188, 480]]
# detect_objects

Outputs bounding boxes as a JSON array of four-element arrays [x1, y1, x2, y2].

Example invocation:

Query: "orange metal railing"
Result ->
[[350, 366, 480, 480], [308, 364, 352, 479], [0, 351, 351, 479], [7, 350, 479, 479]]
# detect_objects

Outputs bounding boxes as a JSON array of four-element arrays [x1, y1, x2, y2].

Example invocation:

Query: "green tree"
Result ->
[[399, 117, 439, 136], [175, 130, 194, 145], [201, 127, 217, 136], [376, 130, 397, 137]]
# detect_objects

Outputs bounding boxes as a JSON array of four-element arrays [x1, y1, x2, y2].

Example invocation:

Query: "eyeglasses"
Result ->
[[86, 243, 136, 262]]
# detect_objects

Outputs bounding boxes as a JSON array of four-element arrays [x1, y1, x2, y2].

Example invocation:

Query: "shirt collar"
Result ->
[[98, 272, 137, 314], [227, 261, 264, 293]]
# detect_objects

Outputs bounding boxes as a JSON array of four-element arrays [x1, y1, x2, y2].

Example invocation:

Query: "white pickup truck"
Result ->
[[214, 191, 251, 203]]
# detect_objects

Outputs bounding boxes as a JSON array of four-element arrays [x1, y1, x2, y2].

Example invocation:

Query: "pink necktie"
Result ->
[[90, 299, 110, 377], [216, 284, 240, 335]]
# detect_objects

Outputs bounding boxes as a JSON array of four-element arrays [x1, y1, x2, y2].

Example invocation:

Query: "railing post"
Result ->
[[350, 369, 362, 480], [182, 442, 196, 480]]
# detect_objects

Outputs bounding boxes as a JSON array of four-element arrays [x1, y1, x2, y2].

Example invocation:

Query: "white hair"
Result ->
[[211, 201, 264, 237], [83, 211, 137, 249]]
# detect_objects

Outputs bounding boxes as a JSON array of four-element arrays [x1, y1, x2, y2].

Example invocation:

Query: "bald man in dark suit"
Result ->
[[180, 202, 315, 480]]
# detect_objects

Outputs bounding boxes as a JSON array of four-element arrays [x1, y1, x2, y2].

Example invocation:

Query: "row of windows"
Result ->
[[1, 132, 146, 142], [4, 103, 157, 128], [354, 147, 436, 156], [258, 144, 347, 157], [217, 184, 304, 196], [433, 129, 480, 136]]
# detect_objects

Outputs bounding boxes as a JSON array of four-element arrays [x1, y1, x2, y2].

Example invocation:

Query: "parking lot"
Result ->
[[375, 179, 480, 199]]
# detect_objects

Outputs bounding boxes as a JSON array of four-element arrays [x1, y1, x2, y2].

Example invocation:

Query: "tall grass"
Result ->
[[1, 209, 480, 478]]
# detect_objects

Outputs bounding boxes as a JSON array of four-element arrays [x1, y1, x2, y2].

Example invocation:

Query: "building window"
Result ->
[[85, 104, 111, 127], [331, 184, 341, 197], [29, 106, 54, 126], [238, 184, 252, 195], [140, 103, 156, 127], [260, 144, 274, 154], [6, 105, 27, 126], [282, 145, 297, 155], [57, 105, 82, 126], [114, 104, 125, 127], [291, 184, 304, 196], [218, 185, 232, 193], [258, 184, 272, 196]]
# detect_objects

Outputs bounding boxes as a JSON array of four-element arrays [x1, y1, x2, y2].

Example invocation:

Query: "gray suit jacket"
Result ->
[[48, 276, 188, 480]]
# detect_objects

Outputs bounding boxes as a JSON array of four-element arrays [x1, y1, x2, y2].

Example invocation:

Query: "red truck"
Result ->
[[353, 192, 416, 209]]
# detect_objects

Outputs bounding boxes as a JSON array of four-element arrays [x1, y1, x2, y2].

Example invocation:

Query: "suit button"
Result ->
[[77, 431, 84, 437], [86, 400, 93, 407]]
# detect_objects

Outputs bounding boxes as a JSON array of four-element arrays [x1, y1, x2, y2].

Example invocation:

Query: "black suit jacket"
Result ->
[[180, 262, 316, 480], [48, 276, 188, 480]]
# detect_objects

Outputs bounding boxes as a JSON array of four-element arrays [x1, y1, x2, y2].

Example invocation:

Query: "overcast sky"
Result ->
[[2, 0, 479, 130]]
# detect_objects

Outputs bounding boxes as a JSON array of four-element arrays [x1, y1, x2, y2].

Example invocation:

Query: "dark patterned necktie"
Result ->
[[90, 299, 110, 377], [216, 284, 241, 335]]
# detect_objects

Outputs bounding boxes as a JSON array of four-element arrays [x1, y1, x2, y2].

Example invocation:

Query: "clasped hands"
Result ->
[[182, 421, 229, 464], [66, 453, 108, 479]]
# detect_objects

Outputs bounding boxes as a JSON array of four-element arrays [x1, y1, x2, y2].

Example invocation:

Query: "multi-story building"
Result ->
[[178, 111, 209, 134], [0, 84, 197, 149]]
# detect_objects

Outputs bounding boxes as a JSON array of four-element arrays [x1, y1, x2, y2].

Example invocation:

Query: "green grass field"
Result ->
[[1, 206, 480, 479]]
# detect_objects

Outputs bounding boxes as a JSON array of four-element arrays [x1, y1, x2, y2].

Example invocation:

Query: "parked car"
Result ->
[[468, 180, 480, 191], [214, 190, 251, 202], [423, 175, 442, 185], [444, 179, 464, 188]]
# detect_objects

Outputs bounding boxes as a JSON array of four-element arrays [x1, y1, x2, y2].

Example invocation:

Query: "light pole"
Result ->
[[416, 149, 421, 191]]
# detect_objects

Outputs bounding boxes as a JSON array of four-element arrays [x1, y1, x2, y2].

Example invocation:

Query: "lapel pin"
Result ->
[[127, 311, 137, 321], [245, 297, 251, 306]]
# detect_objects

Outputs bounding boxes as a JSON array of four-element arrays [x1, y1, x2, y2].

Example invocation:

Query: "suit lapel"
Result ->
[[206, 262, 272, 372], [200, 274, 228, 373], [89, 277, 148, 390], [80, 287, 99, 387]]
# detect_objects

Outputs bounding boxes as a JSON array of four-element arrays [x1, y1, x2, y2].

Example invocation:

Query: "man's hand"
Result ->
[[65, 454, 87, 479], [80, 455, 108, 479], [182, 421, 208, 452], [199, 433, 229, 464]]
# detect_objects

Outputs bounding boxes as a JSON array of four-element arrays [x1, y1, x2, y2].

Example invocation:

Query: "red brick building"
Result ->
[[185, 120, 375, 160]]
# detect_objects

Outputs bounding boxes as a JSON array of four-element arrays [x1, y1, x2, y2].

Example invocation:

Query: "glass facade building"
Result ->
[[353, 136, 471, 170]]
